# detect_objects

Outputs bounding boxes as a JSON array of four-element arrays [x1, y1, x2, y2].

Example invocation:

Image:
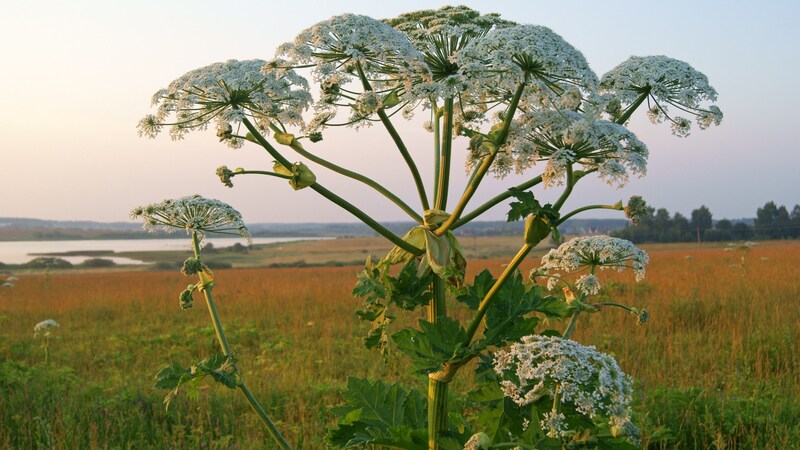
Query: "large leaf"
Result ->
[[480, 271, 539, 348], [456, 269, 495, 310], [327, 378, 427, 449], [392, 318, 468, 375]]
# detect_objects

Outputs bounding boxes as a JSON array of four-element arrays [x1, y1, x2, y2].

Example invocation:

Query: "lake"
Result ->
[[0, 237, 322, 265]]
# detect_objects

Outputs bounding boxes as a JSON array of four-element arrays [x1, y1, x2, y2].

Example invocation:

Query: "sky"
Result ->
[[1, 0, 798, 225]]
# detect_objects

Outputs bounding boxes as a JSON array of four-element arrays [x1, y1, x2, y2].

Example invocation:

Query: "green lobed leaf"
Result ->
[[507, 187, 542, 222], [327, 377, 427, 449], [392, 317, 467, 375], [456, 269, 495, 310]]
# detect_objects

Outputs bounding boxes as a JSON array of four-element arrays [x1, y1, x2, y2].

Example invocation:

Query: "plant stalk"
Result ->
[[427, 276, 448, 449], [191, 233, 293, 450], [436, 81, 527, 236], [241, 118, 422, 255], [435, 98, 454, 211]]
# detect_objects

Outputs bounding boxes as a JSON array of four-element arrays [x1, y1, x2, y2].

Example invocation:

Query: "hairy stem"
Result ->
[[191, 232, 292, 450]]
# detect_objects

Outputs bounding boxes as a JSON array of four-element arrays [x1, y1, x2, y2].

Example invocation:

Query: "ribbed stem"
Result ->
[[435, 98, 454, 211], [427, 378, 449, 450], [427, 276, 448, 449], [436, 81, 527, 236]]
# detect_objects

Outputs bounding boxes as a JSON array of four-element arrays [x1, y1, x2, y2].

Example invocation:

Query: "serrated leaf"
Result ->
[[530, 293, 574, 318], [327, 378, 427, 449], [456, 270, 495, 310], [392, 318, 467, 374], [507, 188, 542, 222], [387, 260, 432, 310]]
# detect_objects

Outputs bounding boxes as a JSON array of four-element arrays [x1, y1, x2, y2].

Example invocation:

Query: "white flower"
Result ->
[[494, 335, 639, 443], [34, 319, 60, 338], [131, 195, 250, 243], [386, 6, 513, 99], [505, 110, 648, 186], [277, 14, 429, 127], [600, 55, 723, 135], [575, 274, 601, 296], [539, 235, 649, 282], [541, 411, 567, 438], [138, 60, 311, 147], [458, 24, 597, 103]]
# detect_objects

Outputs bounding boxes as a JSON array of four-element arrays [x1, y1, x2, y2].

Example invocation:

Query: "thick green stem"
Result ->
[[427, 276, 448, 449], [552, 165, 575, 212], [190, 233, 292, 449], [432, 103, 442, 204], [562, 310, 581, 339], [427, 378, 448, 450], [435, 98, 454, 211], [464, 243, 534, 345], [436, 82, 527, 236], [615, 89, 650, 125], [241, 118, 422, 255]]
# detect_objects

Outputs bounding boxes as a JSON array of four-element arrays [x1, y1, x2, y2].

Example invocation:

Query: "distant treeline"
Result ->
[[612, 201, 800, 243]]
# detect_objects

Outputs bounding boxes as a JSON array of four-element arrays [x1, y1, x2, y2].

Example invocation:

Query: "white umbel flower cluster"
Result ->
[[503, 110, 648, 186], [600, 55, 723, 136], [493, 335, 638, 443], [277, 14, 428, 128], [459, 24, 597, 94], [138, 59, 311, 147], [131, 195, 250, 243], [34, 319, 60, 338], [536, 235, 648, 295]]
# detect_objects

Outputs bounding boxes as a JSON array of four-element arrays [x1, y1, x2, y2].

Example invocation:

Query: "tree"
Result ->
[[691, 205, 713, 239]]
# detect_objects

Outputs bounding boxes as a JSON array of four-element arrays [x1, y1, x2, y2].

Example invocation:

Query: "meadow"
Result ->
[[0, 238, 798, 449]]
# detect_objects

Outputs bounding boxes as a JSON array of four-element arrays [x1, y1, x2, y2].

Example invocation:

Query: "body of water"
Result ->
[[0, 237, 321, 265]]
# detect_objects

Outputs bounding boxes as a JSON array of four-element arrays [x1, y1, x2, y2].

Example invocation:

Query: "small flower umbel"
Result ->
[[131, 197, 290, 449], [34, 319, 60, 364], [137, 59, 311, 148], [532, 235, 650, 332], [131, 195, 251, 244], [493, 335, 640, 445]]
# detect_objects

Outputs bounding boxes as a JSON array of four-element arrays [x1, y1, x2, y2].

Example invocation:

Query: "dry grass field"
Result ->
[[0, 238, 798, 449]]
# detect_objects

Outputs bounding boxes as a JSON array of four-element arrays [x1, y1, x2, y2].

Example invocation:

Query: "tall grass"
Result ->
[[0, 240, 798, 448]]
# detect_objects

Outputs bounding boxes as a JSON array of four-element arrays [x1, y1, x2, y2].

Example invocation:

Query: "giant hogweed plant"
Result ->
[[137, 6, 721, 449]]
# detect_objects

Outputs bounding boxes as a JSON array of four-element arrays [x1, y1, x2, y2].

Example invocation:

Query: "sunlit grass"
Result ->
[[0, 239, 798, 448]]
